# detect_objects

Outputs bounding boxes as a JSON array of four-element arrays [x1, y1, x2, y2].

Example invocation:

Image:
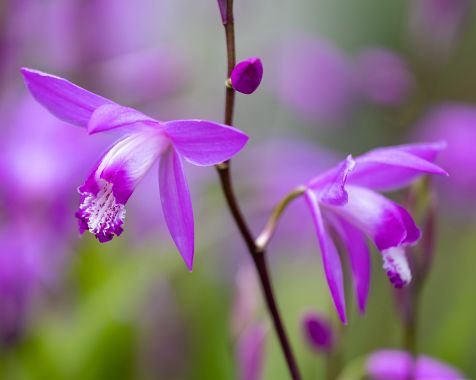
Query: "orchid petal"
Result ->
[[310, 155, 355, 206], [325, 186, 417, 251], [164, 120, 249, 166], [349, 142, 448, 191], [395, 204, 421, 245], [326, 214, 371, 313], [21, 68, 113, 127], [88, 104, 157, 135], [159, 147, 194, 271], [305, 190, 347, 324]]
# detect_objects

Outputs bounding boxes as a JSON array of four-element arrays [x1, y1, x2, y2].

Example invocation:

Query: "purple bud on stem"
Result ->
[[230, 57, 264, 95]]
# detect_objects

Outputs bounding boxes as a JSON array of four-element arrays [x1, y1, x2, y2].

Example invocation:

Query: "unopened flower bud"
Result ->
[[217, 0, 228, 24], [301, 312, 334, 352], [230, 57, 263, 95]]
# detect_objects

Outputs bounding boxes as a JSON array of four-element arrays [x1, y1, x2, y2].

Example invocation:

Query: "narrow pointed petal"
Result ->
[[310, 155, 355, 206], [305, 190, 347, 324], [159, 148, 194, 271], [349, 142, 448, 191], [21, 68, 113, 127], [325, 185, 415, 251], [76, 131, 168, 242], [164, 120, 248, 166], [326, 214, 371, 313], [88, 104, 157, 135]]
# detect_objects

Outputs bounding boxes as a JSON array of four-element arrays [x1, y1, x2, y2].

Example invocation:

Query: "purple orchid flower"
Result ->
[[356, 47, 415, 107], [367, 349, 465, 380], [303, 142, 447, 323], [21, 68, 248, 271]]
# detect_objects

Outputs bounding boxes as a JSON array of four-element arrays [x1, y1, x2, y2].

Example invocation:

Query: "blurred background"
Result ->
[[0, 0, 475, 379]]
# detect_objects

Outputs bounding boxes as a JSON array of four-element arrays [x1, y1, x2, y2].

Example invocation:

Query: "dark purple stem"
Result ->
[[214, 1, 302, 379]]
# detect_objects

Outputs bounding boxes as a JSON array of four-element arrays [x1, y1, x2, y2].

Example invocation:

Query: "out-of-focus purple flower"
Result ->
[[237, 323, 267, 380], [301, 312, 334, 352], [302, 143, 447, 323], [0, 222, 53, 346], [272, 35, 358, 126], [231, 265, 261, 337], [356, 48, 414, 107], [94, 48, 188, 105], [367, 350, 465, 380], [413, 104, 476, 208], [231, 57, 263, 95], [21, 68, 248, 271], [217, 0, 228, 24], [231, 266, 267, 380], [408, 0, 470, 61]]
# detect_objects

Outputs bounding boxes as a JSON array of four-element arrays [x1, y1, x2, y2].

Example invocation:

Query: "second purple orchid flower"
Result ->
[[21, 68, 248, 271], [302, 142, 447, 323]]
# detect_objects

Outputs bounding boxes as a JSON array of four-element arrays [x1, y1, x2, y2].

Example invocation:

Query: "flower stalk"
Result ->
[[256, 186, 306, 250], [215, 1, 302, 378]]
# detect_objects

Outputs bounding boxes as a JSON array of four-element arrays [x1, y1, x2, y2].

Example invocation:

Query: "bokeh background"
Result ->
[[0, 0, 475, 379]]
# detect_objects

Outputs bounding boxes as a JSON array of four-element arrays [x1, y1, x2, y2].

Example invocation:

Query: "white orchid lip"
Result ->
[[76, 180, 126, 243], [382, 247, 412, 288]]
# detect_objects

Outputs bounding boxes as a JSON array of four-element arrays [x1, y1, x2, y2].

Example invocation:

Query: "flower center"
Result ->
[[382, 247, 412, 288], [76, 181, 126, 243]]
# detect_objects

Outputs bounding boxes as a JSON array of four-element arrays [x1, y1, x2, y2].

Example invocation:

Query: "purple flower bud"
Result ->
[[231, 57, 263, 95], [301, 312, 334, 352], [217, 0, 228, 24], [367, 350, 465, 380]]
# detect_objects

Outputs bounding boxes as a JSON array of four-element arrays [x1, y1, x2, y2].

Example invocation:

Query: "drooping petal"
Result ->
[[324, 185, 417, 251], [305, 190, 347, 324], [309, 155, 355, 206], [326, 214, 371, 313], [348, 142, 448, 191], [159, 147, 194, 271], [76, 131, 168, 242], [21, 68, 113, 127], [88, 104, 157, 135], [164, 120, 248, 166]]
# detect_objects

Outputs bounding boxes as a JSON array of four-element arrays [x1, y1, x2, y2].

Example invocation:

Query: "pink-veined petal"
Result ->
[[305, 190, 347, 324], [159, 147, 194, 271], [76, 131, 168, 242], [326, 214, 371, 313], [88, 104, 157, 135], [349, 142, 448, 191], [164, 120, 249, 166], [21, 68, 113, 127], [325, 186, 419, 251]]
